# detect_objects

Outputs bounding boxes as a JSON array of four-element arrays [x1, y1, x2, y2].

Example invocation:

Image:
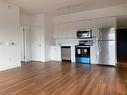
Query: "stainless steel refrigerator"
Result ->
[[98, 27, 116, 66]]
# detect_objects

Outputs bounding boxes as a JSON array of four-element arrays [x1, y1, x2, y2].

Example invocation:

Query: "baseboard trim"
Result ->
[[0, 64, 21, 72]]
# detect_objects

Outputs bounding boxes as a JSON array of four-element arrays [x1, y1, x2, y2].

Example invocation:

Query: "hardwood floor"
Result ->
[[0, 61, 127, 95]]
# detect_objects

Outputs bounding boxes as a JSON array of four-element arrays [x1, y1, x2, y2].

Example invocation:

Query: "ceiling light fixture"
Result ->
[[57, 2, 85, 12]]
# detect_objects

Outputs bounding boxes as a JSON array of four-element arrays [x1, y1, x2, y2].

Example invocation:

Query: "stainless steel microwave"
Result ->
[[77, 29, 92, 39]]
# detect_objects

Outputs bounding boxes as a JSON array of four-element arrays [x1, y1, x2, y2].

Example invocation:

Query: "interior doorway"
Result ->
[[117, 16, 127, 67], [117, 29, 127, 62], [20, 26, 31, 63]]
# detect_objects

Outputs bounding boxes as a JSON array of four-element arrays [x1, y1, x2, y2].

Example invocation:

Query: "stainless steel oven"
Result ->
[[75, 46, 90, 64], [75, 40, 93, 64]]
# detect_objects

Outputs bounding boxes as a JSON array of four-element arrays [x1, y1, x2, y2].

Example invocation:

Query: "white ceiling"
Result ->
[[4, 0, 127, 16]]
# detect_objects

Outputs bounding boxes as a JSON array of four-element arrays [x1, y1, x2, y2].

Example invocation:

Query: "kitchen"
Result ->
[[0, 0, 127, 94], [51, 17, 117, 66]]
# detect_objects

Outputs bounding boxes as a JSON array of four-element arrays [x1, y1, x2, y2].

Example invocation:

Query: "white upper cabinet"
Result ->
[[53, 17, 116, 39]]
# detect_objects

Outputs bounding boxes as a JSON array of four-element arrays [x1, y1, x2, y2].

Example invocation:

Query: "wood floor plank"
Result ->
[[0, 61, 127, 95]]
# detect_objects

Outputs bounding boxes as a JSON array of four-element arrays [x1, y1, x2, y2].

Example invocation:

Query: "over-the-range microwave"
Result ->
[[77, 29, 92, 39]]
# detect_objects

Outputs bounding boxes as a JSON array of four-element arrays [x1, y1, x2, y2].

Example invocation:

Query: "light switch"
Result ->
[[6, 42, 11, 46]]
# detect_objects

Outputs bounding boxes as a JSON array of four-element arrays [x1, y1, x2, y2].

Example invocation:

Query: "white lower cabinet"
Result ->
[[50, 46, 61, 61]]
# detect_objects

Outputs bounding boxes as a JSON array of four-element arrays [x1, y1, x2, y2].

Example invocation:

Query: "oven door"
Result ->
[[75, 45, 90, 64], [75, 46, 90, 57]]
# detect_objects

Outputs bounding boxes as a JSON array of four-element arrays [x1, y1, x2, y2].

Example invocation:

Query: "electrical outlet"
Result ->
[[9, 58, 12, 62], [0, 42, 3, 46]]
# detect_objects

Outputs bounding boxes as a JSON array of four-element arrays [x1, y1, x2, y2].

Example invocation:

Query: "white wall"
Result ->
[[20, 12, 31, 62], [117, 16, 127, 28], [0, 1, 21, 71]]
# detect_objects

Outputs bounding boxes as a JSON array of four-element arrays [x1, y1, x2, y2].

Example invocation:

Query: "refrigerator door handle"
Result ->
[[99, 31, 102, 40], [97, 41, 100, 63], [98, 41, 101, 52]]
